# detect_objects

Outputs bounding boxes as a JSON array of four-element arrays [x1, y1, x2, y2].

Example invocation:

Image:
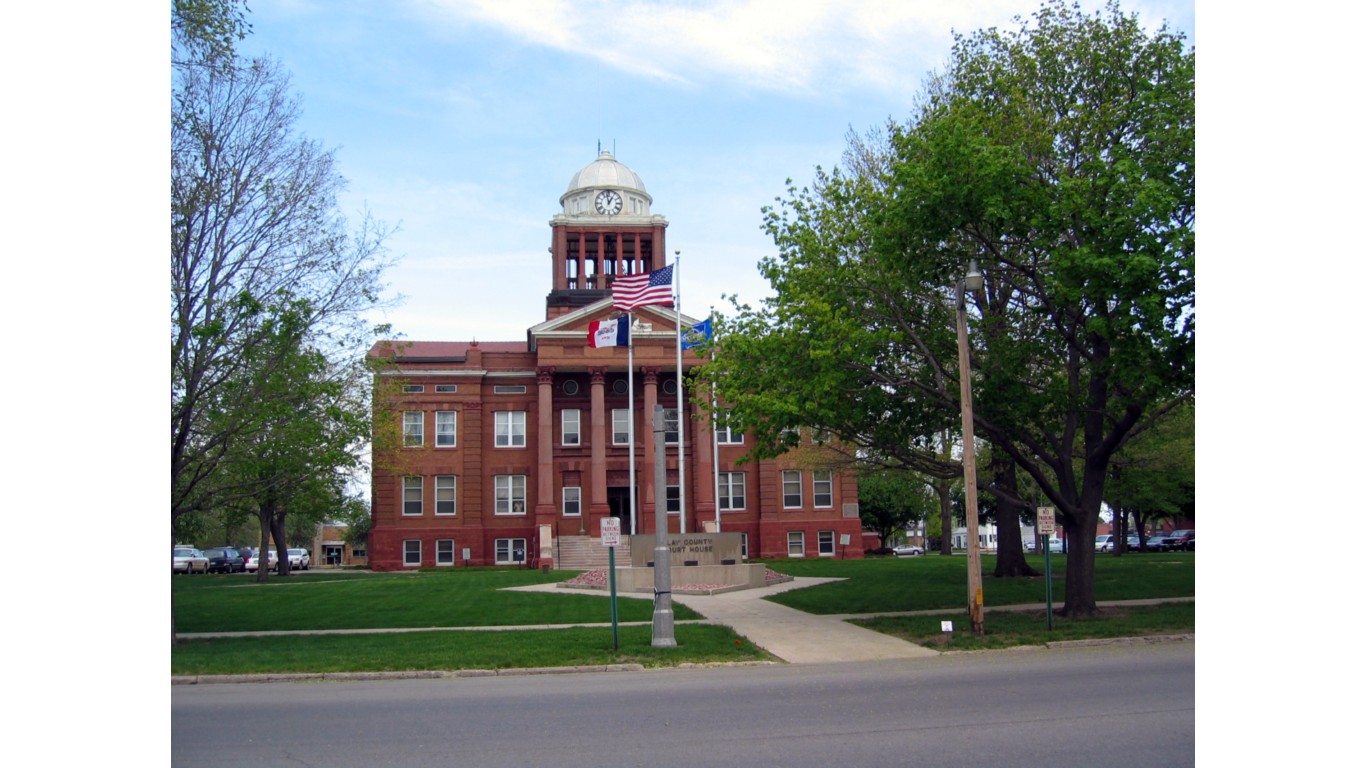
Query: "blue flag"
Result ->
[[681, 318, 713, 350]]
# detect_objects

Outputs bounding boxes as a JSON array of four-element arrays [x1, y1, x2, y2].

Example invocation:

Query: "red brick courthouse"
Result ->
[[367, 150, 862, 570]]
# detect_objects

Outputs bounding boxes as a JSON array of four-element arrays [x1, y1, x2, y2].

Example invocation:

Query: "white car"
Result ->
[[893, 544, 924, 557], [245, 550, 278, 571], [288, 548, 311, 569], [173, 547, 208, 574]]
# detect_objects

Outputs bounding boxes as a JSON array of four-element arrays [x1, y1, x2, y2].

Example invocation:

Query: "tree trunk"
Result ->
[[256, 504, 273, 583], [935, 479, 954, 556], [272, 513, 291, 577], [989, 454, 1039, 578]]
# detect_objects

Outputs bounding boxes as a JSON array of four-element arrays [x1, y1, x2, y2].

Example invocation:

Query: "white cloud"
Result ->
[[412, 0, 1145, 97]]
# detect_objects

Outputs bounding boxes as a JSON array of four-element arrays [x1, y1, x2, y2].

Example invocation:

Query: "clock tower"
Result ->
[[546, 149, 669, 319]]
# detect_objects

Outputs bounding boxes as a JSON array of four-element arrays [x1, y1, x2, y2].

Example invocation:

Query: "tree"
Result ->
[[703, 0, 1192, 616], [1106, 400, 1194, 552], [858, 470, 936, 548], [171, 6, 392, 635]]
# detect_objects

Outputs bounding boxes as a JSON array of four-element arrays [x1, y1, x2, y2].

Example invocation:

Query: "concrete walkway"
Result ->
[[511, 577, 941, 663]]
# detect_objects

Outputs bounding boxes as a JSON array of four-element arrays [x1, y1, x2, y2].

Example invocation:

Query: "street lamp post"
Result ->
[[955, 260, 986, 636]]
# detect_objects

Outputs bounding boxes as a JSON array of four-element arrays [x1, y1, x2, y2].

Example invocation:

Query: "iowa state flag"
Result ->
[[588, 317, 630, 348]]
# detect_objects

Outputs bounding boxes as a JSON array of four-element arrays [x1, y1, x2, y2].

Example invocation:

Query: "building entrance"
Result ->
[[607, 486, 635, 533]]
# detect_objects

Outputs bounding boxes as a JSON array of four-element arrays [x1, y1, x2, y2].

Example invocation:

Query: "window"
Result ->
[[812, 427, 831, 444], [612, 409, 630, 445], [495, 475, 527, 515], [403, 411, 423, 446], [435, 384, 457, 393], [664, 408, 680, 445], [716, 414, 744, 445], [435, 475, 457, 516], [562, 380, 580, 395], [666, 485, 680, 513], [494, 411, 526, 447], [662, 378, 678, 395], [436, 539, 455, 566], [562, 409, 581, 446], [718, 472, 746, 511], [496, 538, 528, 564], [740, 532, 749, 559], [782, 470, 803, 508], [494, 385, 527, 394], [403, 384, 424, 393], [611, 379, 628, 395], [813, 470, 833, 508], [403, 539, 421, 566], [436, 411, 457, 447], [563, 486, 581, 516], [402, 476, 422, 516], [818, 530, 835, 556], [787, 531, 805, 557]]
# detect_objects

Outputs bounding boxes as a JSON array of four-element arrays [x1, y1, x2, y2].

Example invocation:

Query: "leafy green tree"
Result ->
[[171, 4, 392, 637], [858, 470, 936, 548], [1107, 400, 1194, 552], [703, 1, 1192, 616]]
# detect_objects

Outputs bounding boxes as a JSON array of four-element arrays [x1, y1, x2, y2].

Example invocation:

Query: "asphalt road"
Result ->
[[172, 641, 1194, 768]]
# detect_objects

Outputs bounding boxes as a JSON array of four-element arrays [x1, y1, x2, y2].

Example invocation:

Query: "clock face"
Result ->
[[595, 190, 623, 216]]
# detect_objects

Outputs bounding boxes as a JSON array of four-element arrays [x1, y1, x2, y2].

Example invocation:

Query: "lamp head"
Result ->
[[964, 260, 984, 293]]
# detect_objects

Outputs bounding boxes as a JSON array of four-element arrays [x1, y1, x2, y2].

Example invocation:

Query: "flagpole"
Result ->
[[673, 251, 686, 535], [709, 307, 720, 532], [627, 310, 637, 535]]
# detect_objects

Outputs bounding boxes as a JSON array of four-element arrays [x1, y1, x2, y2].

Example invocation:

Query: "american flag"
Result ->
[[611, 264, 674, 312]]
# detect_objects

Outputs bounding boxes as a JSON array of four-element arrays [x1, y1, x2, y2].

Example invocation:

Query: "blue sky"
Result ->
[[232, 0, 1196, 343]]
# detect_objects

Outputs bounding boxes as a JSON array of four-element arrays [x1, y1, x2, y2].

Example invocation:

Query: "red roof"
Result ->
[[368, 340, 528, 360]]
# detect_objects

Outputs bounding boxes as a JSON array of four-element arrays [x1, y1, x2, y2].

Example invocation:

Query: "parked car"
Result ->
[[1125, 534, 1141, 550], [1141, 534, 1171, 552], [1095, 534, 1114, 552], [893, 544, 924, 557], [172, 547, 208, 574], [288, 548, 311, 570], [1166, 529, 1195, 551], [244, 550, 278, 572], [204, 547, 245, 573]]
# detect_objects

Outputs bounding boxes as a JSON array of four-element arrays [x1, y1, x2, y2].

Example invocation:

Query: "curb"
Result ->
[[172, 663, 649, 686]]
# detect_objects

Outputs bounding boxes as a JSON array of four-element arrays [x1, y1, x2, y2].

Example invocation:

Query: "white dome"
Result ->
[[561, 150, 650, 202]]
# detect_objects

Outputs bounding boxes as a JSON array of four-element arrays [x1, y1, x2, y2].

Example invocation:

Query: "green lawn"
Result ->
[[173, 567, 699, 633], [171, 554, 1194, 675], [759, 552, 1195, 614]]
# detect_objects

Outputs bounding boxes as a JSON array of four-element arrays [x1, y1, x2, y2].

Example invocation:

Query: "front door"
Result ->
[[607, 486, 634, 534]]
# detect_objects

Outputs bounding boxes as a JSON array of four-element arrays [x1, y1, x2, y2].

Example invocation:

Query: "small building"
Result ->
[[312, 523, 366, 568]]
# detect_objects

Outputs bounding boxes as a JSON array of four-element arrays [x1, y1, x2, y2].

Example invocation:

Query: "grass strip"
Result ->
[[852, 602, 1195, 652], [172, 624, 773, 675]]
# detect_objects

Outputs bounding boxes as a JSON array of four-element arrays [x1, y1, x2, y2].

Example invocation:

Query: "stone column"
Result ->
[[692, 394, 717, 531], [534, 367, 556, 529], [641, 366, 659, 530], [588, 367, 609, 521]]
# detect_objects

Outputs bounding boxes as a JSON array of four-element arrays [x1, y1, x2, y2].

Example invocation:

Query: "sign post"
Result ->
[[1037, 506, 1056, 630], [601, 517, 621, 649]]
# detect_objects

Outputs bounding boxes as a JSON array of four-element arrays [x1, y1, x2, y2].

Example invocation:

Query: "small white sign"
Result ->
[[941, 620, 954, 633], [600, 517, 621, 547], [1037, 506, 1056, 536]]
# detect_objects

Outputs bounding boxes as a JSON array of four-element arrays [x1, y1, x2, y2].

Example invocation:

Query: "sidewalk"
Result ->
[[511, 577, 940, 663]]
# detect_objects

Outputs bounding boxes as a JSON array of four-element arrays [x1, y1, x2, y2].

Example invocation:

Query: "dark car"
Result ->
[[204, 547, 245, 573], [1142, 534, 1170, 552], [1166, 529, 1194, 551]]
